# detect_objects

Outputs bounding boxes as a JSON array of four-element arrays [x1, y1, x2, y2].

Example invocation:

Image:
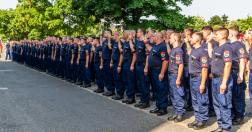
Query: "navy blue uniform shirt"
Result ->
[[123, 41, 136, 60], [60, 43, 67, 56], [94, 45, 103, 62], [80, 45, 90, 60], [189, 46, 209, 74], [230, 41, 247, 70], [68, 44, 75, 59], [181, 41, 193, 65], [112, 41, 123, 61], [102, 38, 115, 60], [168, 46, 184, 71], [148, 42, 169, 67], [74, 45, 79, 59], [55, 44, 61, 57], [136, 40, 148, 63], [211, 43, 233, 74], [48, 43, 53, 55]]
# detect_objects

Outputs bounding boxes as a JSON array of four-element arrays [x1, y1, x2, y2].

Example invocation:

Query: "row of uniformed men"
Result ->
[[11, 26, 252, 132]]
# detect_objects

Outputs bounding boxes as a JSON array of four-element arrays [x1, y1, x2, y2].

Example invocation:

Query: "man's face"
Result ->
[[169, 34, 175, 45], [215, 31, 222, 42], [153, 34, 157, 43], [147, 32, 152, 39], [112, 32, 117, 41], [137, 29, 141, 38], [62, 37, 66, 42], [57, 38, 61, 43], [202, 30, 209, 40], [81, 39, 85, 44], [74, 38, 79, 44], [190, 34, 197, 45], [123, 32, 128, 39], [104, 31, 108, 38]]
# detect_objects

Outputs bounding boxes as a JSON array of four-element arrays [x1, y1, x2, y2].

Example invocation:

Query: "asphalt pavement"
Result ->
[[0, 55, 252, 132]]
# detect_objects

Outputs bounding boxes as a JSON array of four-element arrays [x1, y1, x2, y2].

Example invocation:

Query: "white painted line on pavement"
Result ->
[[0, 70, 13, 72], [0, 87, 8, 90]]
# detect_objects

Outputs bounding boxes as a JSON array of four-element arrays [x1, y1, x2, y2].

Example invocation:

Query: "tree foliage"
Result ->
[[239, 16, 252, 33], [188, 15, 207, 31]]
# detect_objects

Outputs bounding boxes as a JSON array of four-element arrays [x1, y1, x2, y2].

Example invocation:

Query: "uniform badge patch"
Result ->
[[215, 58, 218, 62], [202, 57, 207, 63], [99, 51, 102, 57], [161, 52, 165, 57], [191, 60, 194, 64], [171, 59, 173, 63], [224, 51, 229, 57], [239, 48, 244, 54], [224, 58, 230, 61], [176, 55, 180, 61], [139, 49, 141, 52]]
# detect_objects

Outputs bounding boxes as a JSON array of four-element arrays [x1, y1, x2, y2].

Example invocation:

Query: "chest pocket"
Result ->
[[170, 56, 176, 63], [81, 50, 84, 54], [214, 52, 222, 62]]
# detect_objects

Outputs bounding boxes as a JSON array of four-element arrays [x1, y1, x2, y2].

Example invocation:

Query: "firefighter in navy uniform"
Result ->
[[228, 27, 247, 125], [185, 32, 209, 130], [207, 28, 233, 132], [145, 32, 169, 116]]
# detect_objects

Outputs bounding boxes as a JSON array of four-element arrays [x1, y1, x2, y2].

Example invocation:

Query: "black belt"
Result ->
[[113, 60, 119, 63], [190, 73, 201, 78], [250, 70, 252, 73], [168, 71, 178, 74], [213, 73, 223, 78], [137, 62, 145, 66], [184, 64, 188, 67], [123, 59, 132, 62], [80, 59, 86, 61], [232, 69, 239, 73], [103, 59, 110, 61], [150, 67, 162, 70], [61, 55, 65, 57], [94, 61, 100, 64], [56, 56, 60, 57]]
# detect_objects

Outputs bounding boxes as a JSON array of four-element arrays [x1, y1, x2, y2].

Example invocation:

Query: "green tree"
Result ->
[[188, 15, 207, 31], [239, 16, 252, 33], [71, 0, 194, 31], [208, 15, 222, 26], [228, 20, 240, 29], [221, 14, 229, 28]]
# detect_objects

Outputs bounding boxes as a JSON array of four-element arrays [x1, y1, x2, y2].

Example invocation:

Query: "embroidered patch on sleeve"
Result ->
[[224, 51, 229, 57]]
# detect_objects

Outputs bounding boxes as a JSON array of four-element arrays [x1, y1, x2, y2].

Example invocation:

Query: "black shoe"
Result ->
[[134, 101, 144, 107], [139, 102, 150, 109], [167, 95, 172, 106], [193, 121, 207, 130], [157, 108, 168, 116], [211, 127, 223, 132], [58, 75, 63, 78], [126, 97, 136, 104], [150, 107, 160, 114], [186, 104, 194, 111], [84, 84, 91, 88], [232, 117, 244, 125], [95, 89, 104, 93], [70, 80, 76, 83], [105, 91, 115, 96], [188, 120, 198, 128], [209, 110, 216, 117], [150, 95, 155, 101], [102, 91, 109, 96], [122, 98, 129, 103], [53, 74, 58, 77], [74, 81, 82, 85], [94, 80, 97, 84], [67, 79, 71, 81], [174, 115, 184, 123], [168, 114, 178, 121], [91, 79, 95, 82], [231, 115, 236, 121], [136, 93, 140, 97], [112, 95, 124, 100]]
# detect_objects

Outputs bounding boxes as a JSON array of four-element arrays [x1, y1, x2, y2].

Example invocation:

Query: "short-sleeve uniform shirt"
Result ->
[[211, 43, 233, 74], [148, 42, 169, 67], [168, 46, 184, 71], [230, 41, 248, 70], [94, 45, 103, 62], [112, 41, 123, 61], [123, 41, 136, 60], [189, 46, 209, 74]]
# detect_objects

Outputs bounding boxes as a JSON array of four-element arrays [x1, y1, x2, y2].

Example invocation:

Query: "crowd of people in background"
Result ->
[[5, 26, 252, 132]]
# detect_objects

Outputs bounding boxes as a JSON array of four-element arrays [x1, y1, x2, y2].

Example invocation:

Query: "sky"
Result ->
[[1, 0, 252, 22]]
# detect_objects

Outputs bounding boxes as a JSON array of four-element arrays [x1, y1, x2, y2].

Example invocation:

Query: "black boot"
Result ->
[[193, 121, 207, 130], [188, 120, 198, 128], [150, 107, 160, 114], [134, 101, 144, 107], [232, 117, 244, 125], [168, 114, 178, 121], [74, 81, 82, 85], [174, 115, 184, 122], [208, 110, 216, 117], [186, 104, 194, 111], [126, 97, 136, 104], [84, 83, 91, 88], [139, 102, 150, 109], [157, 108, 168, 116]]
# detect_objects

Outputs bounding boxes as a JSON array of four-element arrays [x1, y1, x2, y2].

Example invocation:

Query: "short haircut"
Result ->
[[202, 26, 213, 32], [106, 29, 112, 35], [75, 36, 80, 40], [68, 37, 74, 42], [161, 30, 167, 35], [58, 37, 62, 41], [228, 27, 239, 37], [149, 29, 156, 34], [113, 31, 120, 36], [124, 30, 130, 35], [94, 37, 100, 43], [184, 27, 194, 35], [171, 33, 181, 40], [139, 28, 146, 35], [213, 30, 217, 34], [193, 32, 203, 41], [217, 28, 229, 39], [174, 31, 181, 33], [155, 32, 163, 40]]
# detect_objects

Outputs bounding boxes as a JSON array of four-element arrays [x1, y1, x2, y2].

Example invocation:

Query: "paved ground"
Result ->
[[0, 53, 252, 132]]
